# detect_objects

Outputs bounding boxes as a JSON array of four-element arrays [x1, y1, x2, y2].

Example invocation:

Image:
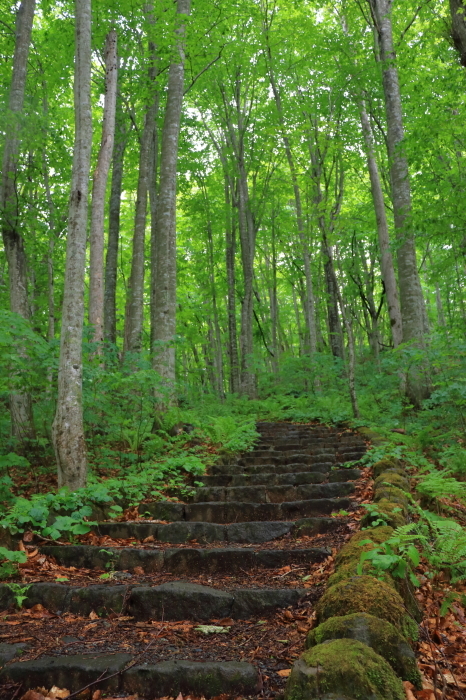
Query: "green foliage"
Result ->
[[0, 547, 27, 579], [5, 583, 31, 608]]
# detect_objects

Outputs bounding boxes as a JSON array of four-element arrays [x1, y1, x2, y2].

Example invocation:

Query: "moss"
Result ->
[[327, 560, 394, 588], [374, 485, 409, 507], [316, 575, 418, 642], [374, 471, 410, 492], [306, 613, 421, 687], [335, 526, 394, 568], [357, 427, 388, 447], [361, 498, 407, 528], [285, 638, 405, 700]]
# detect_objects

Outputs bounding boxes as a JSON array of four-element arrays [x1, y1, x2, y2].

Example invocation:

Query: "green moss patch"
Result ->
[[372, 459, 403, 479], [335, 526, 394, 568], [315, 575, 418, 641], [374, 472, 410, 492], [306, 613, 421, 687], [285, 638, 405, 700], [361, 499, 407, 528], [374, 485, 409, 507]]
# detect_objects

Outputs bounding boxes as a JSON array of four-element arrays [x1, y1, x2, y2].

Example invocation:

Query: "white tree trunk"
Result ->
[[152, 0, 191, 396], [372, 0, 429, 403], [89, 30, 118, 350], [359, 101, 403, 347], [0, 0, 36, 444], [52, 0, 92, 490]]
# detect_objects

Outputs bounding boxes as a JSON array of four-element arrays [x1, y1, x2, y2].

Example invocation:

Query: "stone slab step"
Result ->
[[210, 461, 334, 476], [40, 544, 330, 573], [0, 654, 259, 697], [139, 496, 352, 522], [94, 516, 341, 543], [0, 580, 306, 620], [202, 471, 328, 487], [191, 481, 355, 504]]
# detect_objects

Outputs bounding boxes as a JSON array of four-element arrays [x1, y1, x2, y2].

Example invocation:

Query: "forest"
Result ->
[[1, 0, 466, 697]]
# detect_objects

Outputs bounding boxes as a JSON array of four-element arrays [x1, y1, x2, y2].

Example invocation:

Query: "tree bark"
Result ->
[[104, 95, 128, 345], [0, 0, 36, 443], [123, 34, 158, 356], [52, 0, 92, 490], [152, 0, 191, 397], [359, 100, 403, 347], [89, 30, 118, 350], [450, 0, 466, 66], [371, 0, 429, 403], [225, 179, 240, 393]]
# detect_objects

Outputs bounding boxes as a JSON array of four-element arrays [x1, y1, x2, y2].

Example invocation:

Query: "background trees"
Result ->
[[1, 0, 466, 488]]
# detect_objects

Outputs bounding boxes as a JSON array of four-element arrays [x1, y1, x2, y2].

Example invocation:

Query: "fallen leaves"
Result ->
[[21, 687, 70, 700], [277, 668, 291, 678]]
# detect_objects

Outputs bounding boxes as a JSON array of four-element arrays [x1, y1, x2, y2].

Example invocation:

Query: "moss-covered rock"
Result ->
[[335, 526, 394, 568], [361, 499, 407, 528], [374, 471, 410, 492], [374, 485, 409, 508], [372, 458, 403, 479], [315, 576, 417, 642], [284, 638, 405, 700], [327, 561, 394, 588], [306, 613, 421, 687]]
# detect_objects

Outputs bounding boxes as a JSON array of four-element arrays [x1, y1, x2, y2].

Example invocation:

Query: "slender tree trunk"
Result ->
[[52, 0, 92, 490], [149, 102, 160, 353], [0, 0, 36, 444], [206, 216, 225, 398], [152, 0, 191, 397], [123, 36, 158, 355], [371, 0, 429, 404], [359, 101, 403, 347], [89, 30, 118, 350], [104, 95, 128, 345], [450, 0, 466, 66], [322, 240, 345, 359], [225, 179, 240, 393]]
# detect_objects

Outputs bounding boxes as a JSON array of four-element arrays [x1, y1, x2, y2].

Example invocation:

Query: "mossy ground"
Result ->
[[285, 638, 406, 700], [374, 471, 410, 492], [335, 526, 394, 568], [361, 498, 407, 528], [316, 575, 418, 642], [306, 613, 421, 687], [372, 459, 403, 479]]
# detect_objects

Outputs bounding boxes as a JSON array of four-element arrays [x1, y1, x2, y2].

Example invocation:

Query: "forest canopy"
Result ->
[[1, 0, 466, 491]]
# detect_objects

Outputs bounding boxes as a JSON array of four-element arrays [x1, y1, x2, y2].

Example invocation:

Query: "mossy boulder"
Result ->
[[372, 458, 403, 479], [327, 561, 394, 588], [284, 638, 405, 700], [306, 613, 421, 687], [361, 499, 407, 529], [335, 526, 394, 568], [315, 576, 417, 642], [374, 471, 410, 492], [374, 485, 409, 508]]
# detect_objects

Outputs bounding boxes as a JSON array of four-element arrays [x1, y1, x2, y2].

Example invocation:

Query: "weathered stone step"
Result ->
[[202, 468, 361, 488], [239, 451, 336, 466], [0, 580, 306, 620], [191, 481, 355, 504], [95, 516, 342, 543], [138, 496, 352, 522], [210, 460, 333, 476], [0, 654, 259, 697], [40, 544, 330, 573]]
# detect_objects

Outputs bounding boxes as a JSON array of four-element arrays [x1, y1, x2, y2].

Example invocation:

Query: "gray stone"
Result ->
[[158, 521, 225, 543], [68, 585, 129, 617], [231, 588, 305, 617], [328, 469, 361, 482], [0, 653, 132, 692], [138, 502, 185, 521], [129, 582, 233, 621], [0, 643, 28, 668], [123, 660, 260, 696], [226, 521, 292, 543]]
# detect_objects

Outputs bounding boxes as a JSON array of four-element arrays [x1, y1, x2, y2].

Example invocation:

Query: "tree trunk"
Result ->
[[0, 0, 36, 444], [152, 0, 191, 397], [104, 95, 128, 345], [52, 0, 92, 490], [450, 0, 466, 66], [371, 0, 429, 404], [322, 240, 345, 360], [359, 100, 403, 347], [149, 101, 160, 353], [123, 36, 158, 356], [89, 30, 118, 350], [225, 179, 240, 393]]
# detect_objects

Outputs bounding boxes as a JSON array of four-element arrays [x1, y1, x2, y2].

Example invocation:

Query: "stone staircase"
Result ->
[[0, 421, 366, 698]]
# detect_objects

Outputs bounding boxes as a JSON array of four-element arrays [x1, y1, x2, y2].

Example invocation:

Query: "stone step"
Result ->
[[239, 451, 336, 466], [39, 544, 330, 573], [202, 468, 361, 488], [191, 481, 355, 504], [210, 461, 334, 476], [0, 580, 306, 620], [94, 516, 340, 543], [139, 496, 352, 522], [0, 654, 260, 697]]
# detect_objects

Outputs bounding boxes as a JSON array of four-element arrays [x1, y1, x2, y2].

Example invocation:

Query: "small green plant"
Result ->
[[6, 583, 31, 608], [0, 547, 27, 579], [357, 537, 421, 586], [99, 548, 117, 579]]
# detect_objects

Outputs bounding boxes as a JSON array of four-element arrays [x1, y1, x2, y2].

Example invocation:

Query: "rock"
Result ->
[[0, 642, 28, 668], [226, 521, 292, 543], [284, 638, 405, 700], [128, 581, 233, 621], [315, 576, 418, 642], [374, 471, 410, 492], [361, 499, 407, 529], [334, 526, 394, 568], [306, 613, 421, 687], [328, 469, 361, 482], [374, 485, 409, 507], [372, 459, 403, 479]]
